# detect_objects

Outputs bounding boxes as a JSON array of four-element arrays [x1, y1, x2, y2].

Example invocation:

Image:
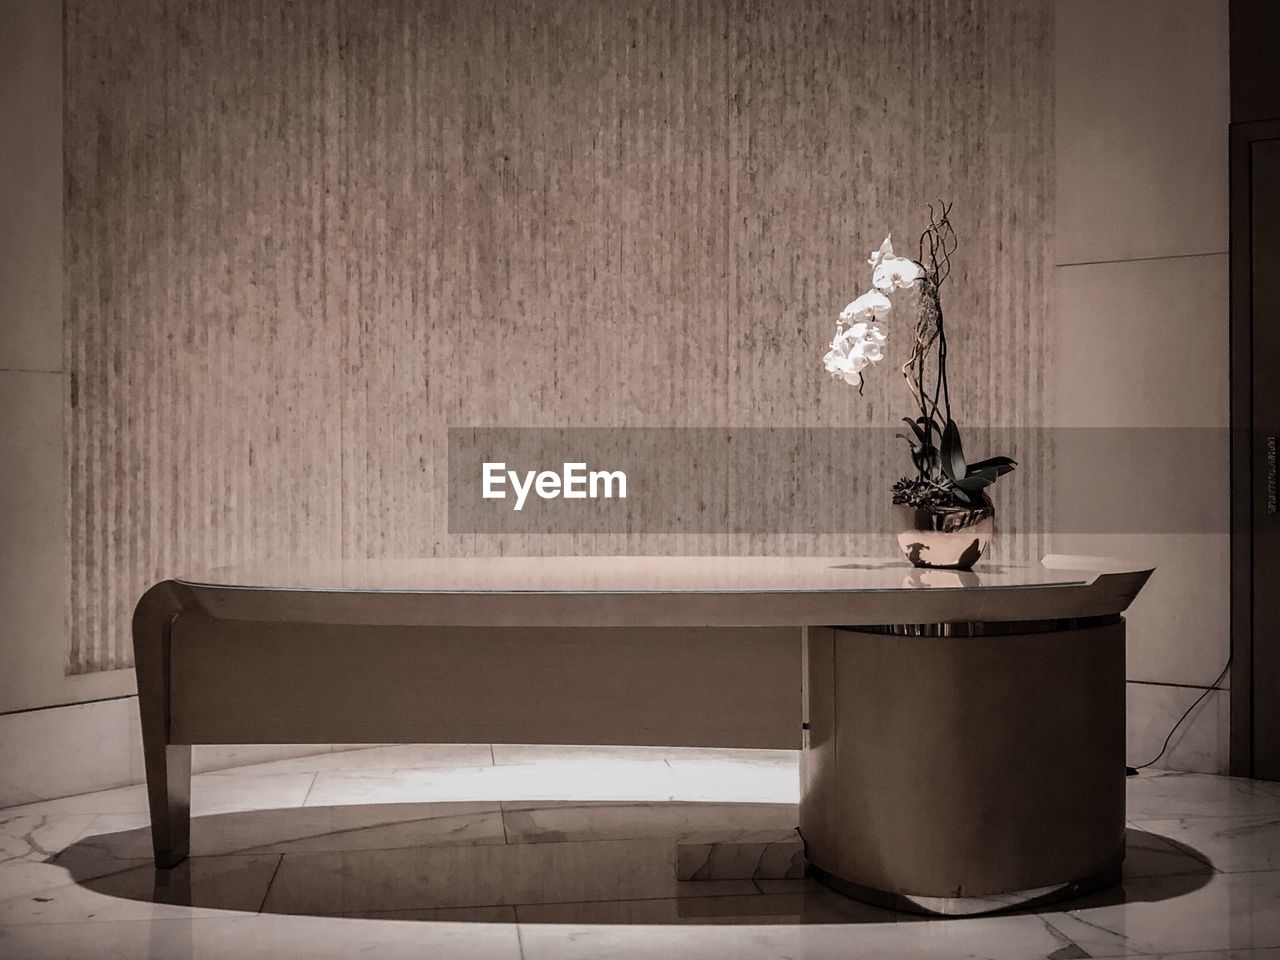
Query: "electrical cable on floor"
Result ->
[[1126, 657, 1232, 775]]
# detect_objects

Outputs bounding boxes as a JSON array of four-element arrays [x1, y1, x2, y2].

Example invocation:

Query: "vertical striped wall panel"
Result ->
[[64, 0, 1052, 673]]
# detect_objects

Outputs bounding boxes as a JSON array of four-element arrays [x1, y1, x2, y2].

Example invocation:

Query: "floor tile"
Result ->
[[305, 760, 678, 807], [58, 801, 505, 860], [677, 837, 804, 881], [491, 744, 798, 766], [676, 879, 759, 897], [664, 759, 800, 804], [263, 837, 675, 915], [0, 813, 97, 864], [515, 892, 828, 925], [1042, 868, 1280, 956], [0, 914, 523, 959], [516, 913, 1083, 958], [1134, 814, 1280, 874], [5, 745, 1280, 960], [231, 743, 494, 774], [754, 877, 810, 895], [0, 854, 149, 903], [1, 772, 316, 819], [1, 783, 153, 817], [1127, 771, 1280, 820], [188, 773, 320, 815], [0, 854, 280, 926], [1123, 826, 1215, 879], [501, 800, 797, 844], [338, 905, 518, 922], [516, 879, 907, 927], [191, 745, 335, 775]]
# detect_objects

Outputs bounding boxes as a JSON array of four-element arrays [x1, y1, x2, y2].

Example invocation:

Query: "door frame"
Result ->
[[1230, 118, 1280, 776]]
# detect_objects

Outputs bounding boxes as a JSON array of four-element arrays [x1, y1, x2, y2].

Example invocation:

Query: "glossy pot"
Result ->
[[893, 501, 994, 571]]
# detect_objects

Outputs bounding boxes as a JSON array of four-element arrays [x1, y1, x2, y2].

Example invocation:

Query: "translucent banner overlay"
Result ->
[[447, 427, 1230, 534]]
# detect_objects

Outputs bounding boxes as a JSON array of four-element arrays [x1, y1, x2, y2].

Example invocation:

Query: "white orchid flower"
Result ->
[[822, 344, 853, 380], [872, 255, 922, 291], [823, 230, 910, 389], [851, 338, 883, 363], [823, 335, 869, 385], [867, 235, 894, 268], [839, 290, 893, 322], [822, 335, 847, 371], [830, 350, 866, 386], [834, 320, 886, 347], [824, 317, 888, 388]]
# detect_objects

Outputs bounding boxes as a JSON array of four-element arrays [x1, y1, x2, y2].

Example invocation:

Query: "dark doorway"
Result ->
[[1231, 119, 1280, 777]]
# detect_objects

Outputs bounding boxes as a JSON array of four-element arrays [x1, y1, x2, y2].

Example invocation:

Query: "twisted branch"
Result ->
[[900, 201, 958, 479]]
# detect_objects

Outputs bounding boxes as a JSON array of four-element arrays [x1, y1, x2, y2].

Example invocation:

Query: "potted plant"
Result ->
[[822, 202, 1016, 570]]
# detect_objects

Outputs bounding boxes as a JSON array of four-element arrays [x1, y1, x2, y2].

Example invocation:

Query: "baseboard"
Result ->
[[1127, 680, 1229, 775]]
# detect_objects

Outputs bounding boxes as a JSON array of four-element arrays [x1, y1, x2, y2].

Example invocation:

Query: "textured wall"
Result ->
[[64, 0, 1052, 673]]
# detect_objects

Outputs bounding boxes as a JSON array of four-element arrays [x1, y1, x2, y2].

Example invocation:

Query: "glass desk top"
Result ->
[[176, 555, 1124, 595]]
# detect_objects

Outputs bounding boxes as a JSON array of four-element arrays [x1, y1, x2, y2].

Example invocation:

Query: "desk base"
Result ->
[[800, 619, 1127, 912]]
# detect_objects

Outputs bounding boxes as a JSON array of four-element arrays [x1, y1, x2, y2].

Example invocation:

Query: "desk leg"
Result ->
[[799, 626, 838, 861], [132, 581, 192, 869]]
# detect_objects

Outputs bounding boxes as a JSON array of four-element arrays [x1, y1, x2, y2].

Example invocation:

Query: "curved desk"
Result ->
[[133, 555, 1152, 915]]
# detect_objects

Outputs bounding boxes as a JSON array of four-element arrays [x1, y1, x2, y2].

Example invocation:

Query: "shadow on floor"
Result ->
[[52, 804, 1216, 925]]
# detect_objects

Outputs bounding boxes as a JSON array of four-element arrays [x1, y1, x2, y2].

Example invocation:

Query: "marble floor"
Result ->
[[3, 744, 1280, 959]]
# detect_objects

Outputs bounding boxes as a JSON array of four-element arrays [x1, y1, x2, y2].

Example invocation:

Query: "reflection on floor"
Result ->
[[2, 744, 1280, 958]]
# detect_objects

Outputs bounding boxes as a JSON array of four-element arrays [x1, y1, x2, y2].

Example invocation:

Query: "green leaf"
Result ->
[[940, 420, 966, 482], [966, 455, 1017, 476], [915, 416, 943, 441], [954, 468, 998, 491]]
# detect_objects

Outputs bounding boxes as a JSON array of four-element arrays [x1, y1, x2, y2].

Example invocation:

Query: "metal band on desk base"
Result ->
[[855, 613, 1122, 637]]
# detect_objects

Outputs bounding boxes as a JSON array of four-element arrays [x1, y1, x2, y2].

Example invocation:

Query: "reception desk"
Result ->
[[133, 555, 1151, 915]]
